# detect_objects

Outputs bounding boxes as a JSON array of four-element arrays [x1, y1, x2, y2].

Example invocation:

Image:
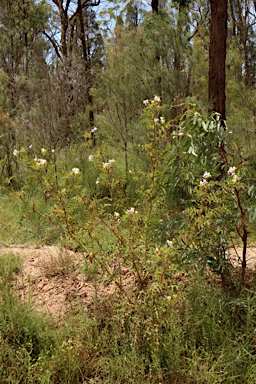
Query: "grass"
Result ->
[[39, 249, 78, 277], [0, 192, 62, 246], [1, 247, 256, 383]]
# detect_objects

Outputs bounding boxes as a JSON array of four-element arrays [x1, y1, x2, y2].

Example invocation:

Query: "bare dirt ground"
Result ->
[[0, 245, 134, 322], [0, 245, 255, 322]]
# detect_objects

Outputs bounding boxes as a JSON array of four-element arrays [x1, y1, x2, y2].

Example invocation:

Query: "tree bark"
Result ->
[[151, 0, 158, 13], [208, 0, 228, 121]]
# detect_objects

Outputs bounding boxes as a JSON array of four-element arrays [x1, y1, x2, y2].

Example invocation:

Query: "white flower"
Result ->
[[167, 240, 173, 247], [51, 149, 55, 153], [29, 144, 33, 149], [88, 155, 94, 161], [91, 127, 97, 133], [102, 159, 115, 168], [41, 148, 47, 154], [114, 212, 120, 219], [143, 99, 149, 106], [227, 166, 236, 176], [126, 207, 135, 215], [154, 118, 159, 123], [153, 95, 161, 103], [13, 149, 19, 156], [160, 116, 165, 124], [72, 167, 80, 175], [36, 159, 47, 167], [203, 171, 211, 179], [232, 174, 238, 183], [95, 178, 100, 185], [200, 179, 207, 187], [129, 170, 133, 174]]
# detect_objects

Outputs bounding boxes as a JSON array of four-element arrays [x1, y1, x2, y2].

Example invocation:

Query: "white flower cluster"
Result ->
[[72, 167, 80, 175], [153, 95, 161, 103], [34, 158, 47, 167], [143, 96, 161, 106], [166, 240, 173, 247], [227, 166, 238, 183], [102, 159, 115, 168], [200, 171, 211, 187], [13, 149, 19, 156], [126, 207, 138, 215]]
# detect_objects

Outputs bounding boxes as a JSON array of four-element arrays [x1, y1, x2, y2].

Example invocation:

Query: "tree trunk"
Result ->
[[151, 0, 158, 13], [208, 0, 228, 121]]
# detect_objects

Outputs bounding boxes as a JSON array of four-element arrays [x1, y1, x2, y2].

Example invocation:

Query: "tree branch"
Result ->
[[41, 30, 62, 60]]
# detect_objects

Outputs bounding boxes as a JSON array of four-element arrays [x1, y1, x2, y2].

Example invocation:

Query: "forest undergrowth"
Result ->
[[1, 99, 256, 383]]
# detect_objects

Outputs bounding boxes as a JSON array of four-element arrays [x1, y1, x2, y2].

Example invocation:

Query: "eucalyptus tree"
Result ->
[[208, 0, 228, 121], [151, 0, 159, 12]]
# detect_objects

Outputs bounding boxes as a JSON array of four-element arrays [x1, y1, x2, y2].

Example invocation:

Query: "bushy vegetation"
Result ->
[[0, 97, 256, 383], [1, 0, 256, 382]]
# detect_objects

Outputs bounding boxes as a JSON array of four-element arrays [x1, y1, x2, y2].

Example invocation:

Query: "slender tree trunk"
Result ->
[[208, 0, 228, 121], [78, 0, 89, 68], [236, 0, 251, 86], [77, 0, 95, 127]]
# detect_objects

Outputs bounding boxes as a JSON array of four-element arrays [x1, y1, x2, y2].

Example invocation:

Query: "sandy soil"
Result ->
[[0, 245, 255, 321], [0, 245, 133, 322], [229, 246, 256, 268]]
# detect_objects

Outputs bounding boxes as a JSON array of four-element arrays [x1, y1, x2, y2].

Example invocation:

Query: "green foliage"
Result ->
[[162, 108, 228, 196], [0, 0, 256, 380], [3, 97, 256, 282], [0, 95, 256, 382]]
